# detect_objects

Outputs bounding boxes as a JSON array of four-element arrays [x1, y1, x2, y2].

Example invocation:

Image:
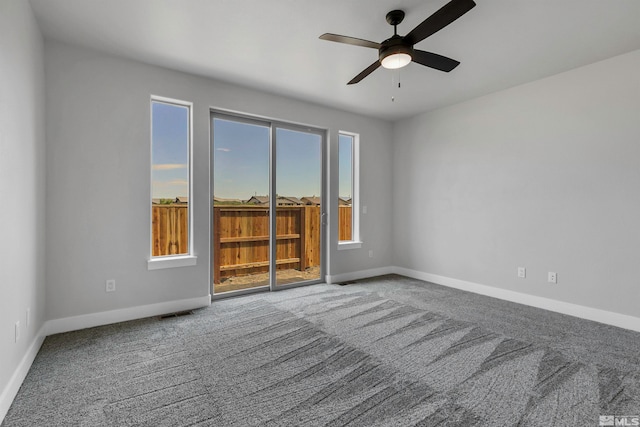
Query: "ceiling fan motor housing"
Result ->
[[379, 35, 414, 63]]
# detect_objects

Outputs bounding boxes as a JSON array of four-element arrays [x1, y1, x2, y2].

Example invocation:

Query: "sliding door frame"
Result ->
[[210, 109, 327, 299]]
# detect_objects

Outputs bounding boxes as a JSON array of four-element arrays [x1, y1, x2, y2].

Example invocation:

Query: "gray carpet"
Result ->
[[4, 275, 640, 426]]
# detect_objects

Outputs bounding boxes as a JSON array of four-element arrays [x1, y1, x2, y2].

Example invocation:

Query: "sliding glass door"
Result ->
[[275, 128, 323, 287], [212, 113, 325, 295]]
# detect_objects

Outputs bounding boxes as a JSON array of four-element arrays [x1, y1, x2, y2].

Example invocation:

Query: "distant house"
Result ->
[[339, 197, 352, 206], [175, 196, 189, 204], [246, 195, 304, 206], [246, 195, 269, 205], [301, 196, 321, 206], [277, 196, 302, 206]]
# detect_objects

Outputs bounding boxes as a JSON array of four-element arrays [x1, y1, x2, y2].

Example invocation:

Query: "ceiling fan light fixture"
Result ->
[[381, 52, 412, 69], [379, 42, 413, 70]]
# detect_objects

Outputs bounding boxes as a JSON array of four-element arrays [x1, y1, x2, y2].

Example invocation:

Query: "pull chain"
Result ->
[[391, 69, 401, 102]]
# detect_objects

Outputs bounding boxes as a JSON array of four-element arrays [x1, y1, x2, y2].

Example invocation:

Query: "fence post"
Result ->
[[299, 206, 306, 271], [213, 206, 221, 284], [152, 206, 159, 256]]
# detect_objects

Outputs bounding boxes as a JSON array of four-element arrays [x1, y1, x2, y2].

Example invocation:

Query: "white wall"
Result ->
[[393, 50, 640, 319], [0, 0, 47, 419], [44, 41, 393, 322]]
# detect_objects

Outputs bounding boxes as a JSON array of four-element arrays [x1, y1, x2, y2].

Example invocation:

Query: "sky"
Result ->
[[338, 134, 353, 199], [213, 119, 328, 200], [152, 107, 352, 200], [151, 101, 189, 199]]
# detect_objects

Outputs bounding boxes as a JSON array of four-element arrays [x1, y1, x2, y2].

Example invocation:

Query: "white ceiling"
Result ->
[[29, 0, 640, 121]]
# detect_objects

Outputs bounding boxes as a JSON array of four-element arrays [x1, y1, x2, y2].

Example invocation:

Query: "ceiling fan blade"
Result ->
[[412, 50, 460, 72], [319, 33, 381, 49], [405, 0, 476, 45], [347, 61, 381, 85]]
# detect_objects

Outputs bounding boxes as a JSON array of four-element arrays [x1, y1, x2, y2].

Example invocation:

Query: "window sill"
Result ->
[[337, 241, 363, 251], [147, 255, 197, 270]]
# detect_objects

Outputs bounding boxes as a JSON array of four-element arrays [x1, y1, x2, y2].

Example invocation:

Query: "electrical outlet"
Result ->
[[517, 267, 526, 278], [15, 321, 20, 343], [26, 308, 30, 327], [106, 279, 116, 292], [368, 250, 374, 258], [362, 205, 368, 214], [548, 272, 557, 284]]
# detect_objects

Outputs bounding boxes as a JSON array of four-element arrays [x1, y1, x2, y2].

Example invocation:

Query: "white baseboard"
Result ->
[[0, 324, 47, 424], [393, 266, 640, 333], [46, 295, 211, 336], [326, 266, 394, 285]]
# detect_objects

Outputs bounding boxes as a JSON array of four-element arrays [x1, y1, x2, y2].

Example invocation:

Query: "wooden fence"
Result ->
[[339, 205, 352, 241], [152, 205, 189, 256], [152, 204, 352, 283], [213, 206, 320, 283]]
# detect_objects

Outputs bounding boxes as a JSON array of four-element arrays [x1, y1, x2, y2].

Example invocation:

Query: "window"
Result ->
[[148, 97, 195, 269], [338, 132, 360, 248]]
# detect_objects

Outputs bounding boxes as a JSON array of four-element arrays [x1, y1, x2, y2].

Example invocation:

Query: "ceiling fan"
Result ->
[[319, 0, 476, 85]]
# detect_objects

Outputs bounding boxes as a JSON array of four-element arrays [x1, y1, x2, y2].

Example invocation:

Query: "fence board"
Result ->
[[305, 206, 320, 267], [213, 207, 221, 284]]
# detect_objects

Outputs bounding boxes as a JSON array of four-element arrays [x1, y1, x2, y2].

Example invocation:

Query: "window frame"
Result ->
[[147, 95, 197, 270], [337, 131, 361, 250]]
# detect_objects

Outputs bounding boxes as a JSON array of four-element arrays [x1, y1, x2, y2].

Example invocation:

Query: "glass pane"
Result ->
[[275, 128, 322, 286], [213, 118, 270, 293], [338, 134, 353, 241], [151, 100, 190, 256]]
